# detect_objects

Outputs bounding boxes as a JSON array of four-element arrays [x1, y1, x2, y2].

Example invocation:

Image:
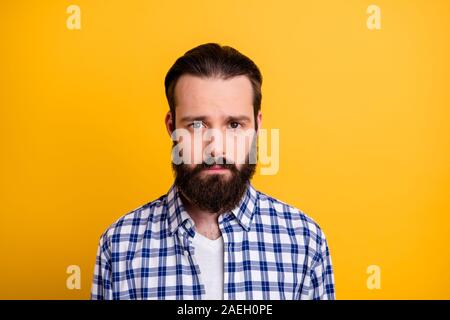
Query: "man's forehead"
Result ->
[[179, 114, 253, 123], [174, 74, 253, 109]]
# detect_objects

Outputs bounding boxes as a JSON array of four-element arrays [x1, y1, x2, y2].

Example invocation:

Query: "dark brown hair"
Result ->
[[164, 43, 263, 128]]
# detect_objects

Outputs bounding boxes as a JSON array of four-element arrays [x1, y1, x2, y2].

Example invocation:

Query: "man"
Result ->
[[91, 43, 335, 300]]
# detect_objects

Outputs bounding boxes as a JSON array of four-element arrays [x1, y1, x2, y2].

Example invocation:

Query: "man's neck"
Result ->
[[180, 193, 222, 240]]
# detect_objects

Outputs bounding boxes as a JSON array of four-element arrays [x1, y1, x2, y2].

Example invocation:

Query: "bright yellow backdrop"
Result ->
[[1, 0, 449, 299]]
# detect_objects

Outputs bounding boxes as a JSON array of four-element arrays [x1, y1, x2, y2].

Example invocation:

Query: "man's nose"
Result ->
[[204, 130, 226, 160]]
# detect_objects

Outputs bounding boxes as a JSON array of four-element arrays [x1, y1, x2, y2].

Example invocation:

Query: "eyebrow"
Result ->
[[179, 115, 252, 123], [226, 115, 252, 123], [179, 115, 209, 123]]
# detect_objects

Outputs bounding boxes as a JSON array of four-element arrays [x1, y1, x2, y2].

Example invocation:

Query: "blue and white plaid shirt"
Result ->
[[91, 183, 335, 300]]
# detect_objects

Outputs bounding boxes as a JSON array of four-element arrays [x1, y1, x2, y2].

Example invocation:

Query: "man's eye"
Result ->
[[229, 122, 242, 129], [190, 121, 205, 129]]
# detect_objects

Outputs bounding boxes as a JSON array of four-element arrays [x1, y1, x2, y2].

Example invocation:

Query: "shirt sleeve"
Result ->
[[310, 230, 336, 300], [90, 232, 113, 300]]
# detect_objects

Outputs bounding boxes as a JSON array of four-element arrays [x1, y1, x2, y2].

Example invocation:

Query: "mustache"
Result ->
[[189, 157, 238, 175]]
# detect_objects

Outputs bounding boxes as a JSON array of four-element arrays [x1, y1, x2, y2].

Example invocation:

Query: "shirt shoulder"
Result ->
[[98, 193, 168, 248], [255, 189, 328, 250]]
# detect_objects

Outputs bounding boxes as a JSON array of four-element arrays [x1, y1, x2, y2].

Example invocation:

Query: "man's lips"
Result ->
[[204, 164, 229, 171]]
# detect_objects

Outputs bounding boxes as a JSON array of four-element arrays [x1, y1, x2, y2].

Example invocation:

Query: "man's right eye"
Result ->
[[190, 121, 205, 129]]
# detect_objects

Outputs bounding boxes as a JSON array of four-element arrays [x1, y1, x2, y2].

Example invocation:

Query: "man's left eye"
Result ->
[[229, 122, 242, 129]]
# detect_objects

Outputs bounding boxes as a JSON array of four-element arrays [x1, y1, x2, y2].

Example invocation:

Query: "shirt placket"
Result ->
[[219, 213, 246, 300], [176, 219, 205, 300]]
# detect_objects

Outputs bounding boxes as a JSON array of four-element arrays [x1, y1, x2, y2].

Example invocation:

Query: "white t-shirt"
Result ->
[[191, 232, 224, 300]]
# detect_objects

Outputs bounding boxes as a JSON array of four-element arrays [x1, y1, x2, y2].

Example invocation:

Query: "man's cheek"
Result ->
[[178, 136, 203, 165], [227, 133, 254, 165]]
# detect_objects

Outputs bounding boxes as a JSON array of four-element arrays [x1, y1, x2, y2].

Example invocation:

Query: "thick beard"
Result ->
[[172, 158, 256, 214]]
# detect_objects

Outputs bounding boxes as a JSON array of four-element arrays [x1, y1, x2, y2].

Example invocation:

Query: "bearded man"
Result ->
[[91, 43, 335, 300]]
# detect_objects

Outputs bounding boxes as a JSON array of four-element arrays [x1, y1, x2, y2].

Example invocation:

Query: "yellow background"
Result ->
[[1, 0, 449, 299]]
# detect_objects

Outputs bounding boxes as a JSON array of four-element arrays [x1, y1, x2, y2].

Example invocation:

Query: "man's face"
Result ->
[[165, 74, 262, 214]]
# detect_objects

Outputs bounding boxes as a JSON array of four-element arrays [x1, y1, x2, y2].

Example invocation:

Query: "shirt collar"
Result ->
[[166, 182, 258, 236]]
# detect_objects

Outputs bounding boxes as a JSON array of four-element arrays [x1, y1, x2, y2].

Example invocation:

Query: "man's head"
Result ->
[[164, 43, 263, 214]]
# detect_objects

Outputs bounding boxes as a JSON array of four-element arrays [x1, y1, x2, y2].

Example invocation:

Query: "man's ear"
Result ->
[[256, 111, 262, 133], [165, 111, 174, 137]]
